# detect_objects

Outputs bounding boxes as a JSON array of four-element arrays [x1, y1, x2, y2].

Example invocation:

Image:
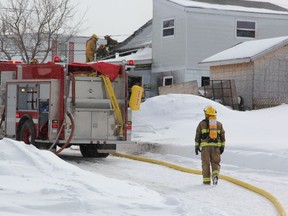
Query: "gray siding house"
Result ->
[[152, 0, 288, 87], [200, 36, 288, 110]]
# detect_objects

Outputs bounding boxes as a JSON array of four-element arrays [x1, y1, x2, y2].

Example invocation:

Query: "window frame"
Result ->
[[162, 18, 175, 38], [236, 20, 256, 39], [163, 76, 173, 86]]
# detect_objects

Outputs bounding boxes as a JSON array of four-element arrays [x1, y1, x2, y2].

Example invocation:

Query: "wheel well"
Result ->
[[16, 115, 35, 140]]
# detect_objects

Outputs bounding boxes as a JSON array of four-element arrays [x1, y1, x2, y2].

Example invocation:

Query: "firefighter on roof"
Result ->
[[30, 58, 39, 64], [195, 105, 225, 185], [86, 34, 99, 62]]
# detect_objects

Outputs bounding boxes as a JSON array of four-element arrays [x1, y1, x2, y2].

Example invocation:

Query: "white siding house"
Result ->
[[152, 0, 288, 87]]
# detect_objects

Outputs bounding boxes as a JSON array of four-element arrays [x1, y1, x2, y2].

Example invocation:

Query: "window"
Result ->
[[17, 84, 38, 110], [202, 77, 210, 87], [162, 19, 174, 37], [163, 76, 173, 86], [236, 21, 256, 38]]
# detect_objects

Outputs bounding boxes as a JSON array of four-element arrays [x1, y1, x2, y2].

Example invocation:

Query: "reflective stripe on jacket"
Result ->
[[195, 119, 225, 148]]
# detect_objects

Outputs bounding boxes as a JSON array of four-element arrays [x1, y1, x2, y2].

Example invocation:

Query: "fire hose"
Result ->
[[113, 152, 287, 216], [48, 111, 75, 155]]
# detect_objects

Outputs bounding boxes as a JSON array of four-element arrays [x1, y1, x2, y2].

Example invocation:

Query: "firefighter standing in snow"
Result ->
[[86, 34, 98, 62], [195, 105, 225, 185]]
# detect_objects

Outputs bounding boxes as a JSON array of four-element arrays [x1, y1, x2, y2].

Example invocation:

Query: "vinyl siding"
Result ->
[[152, 0, 186, 73], [152, 0, 288, 85]]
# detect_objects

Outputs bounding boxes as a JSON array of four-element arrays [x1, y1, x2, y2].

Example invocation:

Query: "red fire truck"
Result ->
[[0, 60, 142, 157]]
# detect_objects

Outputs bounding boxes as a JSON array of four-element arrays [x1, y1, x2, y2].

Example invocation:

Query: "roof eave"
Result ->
[[199, 58, 252, 67], [168, 0, 288, 14], [101, 58, 152, 65], [251, 39, 288, 61]]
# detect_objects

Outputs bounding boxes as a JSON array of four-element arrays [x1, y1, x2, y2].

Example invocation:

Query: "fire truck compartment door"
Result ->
[[5, 83, 17, 137], [73, 110, 116, 140]]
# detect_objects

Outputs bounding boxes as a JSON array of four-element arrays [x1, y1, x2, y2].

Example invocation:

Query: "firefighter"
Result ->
[[86, 34, 99, 62], [104, 35, 118, 54], [30, 58, 39, 64], [195, 105, 225, 185]]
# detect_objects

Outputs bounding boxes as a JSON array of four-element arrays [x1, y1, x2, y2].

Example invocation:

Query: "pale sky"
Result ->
[[74, 0, 153, 39]]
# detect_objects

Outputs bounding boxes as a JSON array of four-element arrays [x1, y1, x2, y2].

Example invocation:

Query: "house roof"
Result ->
[[199, 36, 288, 66], [101, 47, 152, 65], [169, 0, 288, 14], [114, 1, 288, 54], [114, 20, 152, 52]]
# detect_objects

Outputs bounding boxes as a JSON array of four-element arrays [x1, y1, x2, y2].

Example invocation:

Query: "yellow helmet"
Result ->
[[30, 58, 38, 64], [204, 105, 217, 116], [92, 34, 98, 39]]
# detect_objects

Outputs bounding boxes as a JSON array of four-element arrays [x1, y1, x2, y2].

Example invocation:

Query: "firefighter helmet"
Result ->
[[30, 58, 38, 64], [204, 105, 217, 116], [92, 34, 98, 39]]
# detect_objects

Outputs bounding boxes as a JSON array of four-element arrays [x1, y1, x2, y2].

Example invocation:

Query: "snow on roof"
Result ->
[[170, 0, 288, 14], [101, 47, 152, 64], [200, 36, 288, 66], [115, 20, 152, 52]]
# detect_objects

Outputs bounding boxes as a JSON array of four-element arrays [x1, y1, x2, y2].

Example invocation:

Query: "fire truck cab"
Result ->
[[0, 61, 142, 157]]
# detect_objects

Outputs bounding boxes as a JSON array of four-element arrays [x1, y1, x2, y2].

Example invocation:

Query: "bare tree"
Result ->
[[0, 0, 83, 63]]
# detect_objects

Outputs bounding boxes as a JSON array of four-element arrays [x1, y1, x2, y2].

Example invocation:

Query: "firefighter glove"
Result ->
[[195, 146, 200, 155], [220, 146, 225, 155]]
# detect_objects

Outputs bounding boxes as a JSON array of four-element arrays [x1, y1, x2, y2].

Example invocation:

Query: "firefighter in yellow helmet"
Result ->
[[30, 58, 39, 64], [195, 105, 225, 185], [86, 34, 99, 62]]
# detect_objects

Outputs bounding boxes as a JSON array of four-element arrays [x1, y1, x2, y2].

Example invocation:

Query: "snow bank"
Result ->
[[0, 138, 182, 216], [132, 94, 288, 172]]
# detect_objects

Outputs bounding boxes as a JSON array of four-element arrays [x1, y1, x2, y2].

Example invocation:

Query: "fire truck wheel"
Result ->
[[19, 120, 36, 145], [79, 145, 109, 158]]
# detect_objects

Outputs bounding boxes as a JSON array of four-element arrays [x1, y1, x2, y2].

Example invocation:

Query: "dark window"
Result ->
[[162, 19, 174, 37], [163, 19, 174, 28], [163, 76, 173, 86], [163, 28, 174, 37], [202, 77, 210, 87], [236, 21, 256, 38]]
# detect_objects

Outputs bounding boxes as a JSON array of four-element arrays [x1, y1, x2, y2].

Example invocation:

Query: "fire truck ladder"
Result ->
[[100, 75, 124, 136]]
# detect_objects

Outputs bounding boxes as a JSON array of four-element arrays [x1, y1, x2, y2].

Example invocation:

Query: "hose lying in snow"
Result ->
[[221, 174, 287, 216], [112, 152, 287, 216]]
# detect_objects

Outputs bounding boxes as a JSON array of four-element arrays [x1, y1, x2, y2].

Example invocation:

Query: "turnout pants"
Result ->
[[201, 146, 221, 184], [86, 53, 94, 62]]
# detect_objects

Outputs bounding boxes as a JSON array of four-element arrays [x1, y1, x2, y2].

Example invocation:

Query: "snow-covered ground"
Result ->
[[0, 94, 287, 215], [131, 94, 288, 213]]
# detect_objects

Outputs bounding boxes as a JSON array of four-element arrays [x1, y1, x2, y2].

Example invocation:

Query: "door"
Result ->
[[5, 83, 17, 137]]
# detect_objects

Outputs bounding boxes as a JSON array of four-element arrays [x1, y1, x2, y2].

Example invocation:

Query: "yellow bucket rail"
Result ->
[[129, 85, 144, 111], [100, 75, 124, 136]]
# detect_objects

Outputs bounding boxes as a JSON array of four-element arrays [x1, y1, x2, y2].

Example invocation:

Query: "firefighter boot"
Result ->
[[212, 175, 218, 185]]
